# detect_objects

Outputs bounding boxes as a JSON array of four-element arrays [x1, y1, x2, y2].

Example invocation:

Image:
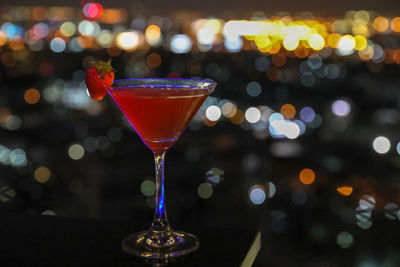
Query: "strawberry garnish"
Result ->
[[85, 59, 115, 100]]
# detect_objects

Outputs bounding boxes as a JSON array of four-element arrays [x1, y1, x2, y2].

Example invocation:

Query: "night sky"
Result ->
[[10, 0, 400, 16]]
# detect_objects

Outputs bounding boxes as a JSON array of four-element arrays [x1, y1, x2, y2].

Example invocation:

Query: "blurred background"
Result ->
[[1, 1, 400, 266]]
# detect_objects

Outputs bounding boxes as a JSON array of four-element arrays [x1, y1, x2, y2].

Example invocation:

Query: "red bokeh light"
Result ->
[[83, 3, 103, 19], [166, 73, 180, 78]]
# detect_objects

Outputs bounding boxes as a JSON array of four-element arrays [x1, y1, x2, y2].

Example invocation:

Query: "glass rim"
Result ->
[[110, 78, 217, 91]]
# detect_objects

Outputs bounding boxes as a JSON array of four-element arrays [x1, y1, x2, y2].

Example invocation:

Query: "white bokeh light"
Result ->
[[245, 107, 261, 123], [170, 34, 192, 54], [205, 105, 221, 121], [372, 136, 391, 154], [332, 99, 351, 116]]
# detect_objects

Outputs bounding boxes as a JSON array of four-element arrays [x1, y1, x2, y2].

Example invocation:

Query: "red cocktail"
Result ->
[[108, 78, 216, 259]]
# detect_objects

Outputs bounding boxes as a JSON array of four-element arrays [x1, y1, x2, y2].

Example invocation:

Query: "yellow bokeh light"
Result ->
[[373, 16, 389, 32], [299, 168, 316, 185], [337, 186, 353, 196], [145, 25, 161, 41], [352, 24, 370, 37], [327, 33, 341, 48], [354, 35, 367, 51], [391, 17, 400, 32], [60, 21, 76, 37], [308, 33, 325, 50], [205, 19, 222, 33], [283, 34, 299, 51], [24, 88, 40, 104], [34, 166, 51, 183], [255, 35, 271, 49]]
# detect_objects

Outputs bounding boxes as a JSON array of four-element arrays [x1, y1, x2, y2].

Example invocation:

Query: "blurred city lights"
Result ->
[[337, 35, 355, 55], [384, 203, 399, 220], [245, 107, 261, 123], [205, 105, 221, 121], [10, 149, 27, 167], [359, 194, 376, 210], [299, 168, 315, 184], [308, 34, 325, 50], [372, 136, 391, 154], [34, 166, 51, 183], [68, 144, 85, 160], [50, 37, 66, 53], [83, 3, 103, 19], [60, 21, 76, 37], [246, 81, 262, 97], [221, 102, 237, 118], [24, 88, 40, 104], [140, 179, 156, 196], [170, 34, 192, 54], [280, 104, 296, 119], [197, 182, 213, 199], [332, 99, 351, 116], [249, 185, 266, 205], [116, 31, 140, 51], [336, 186, 353, 196], [300, 107, 315, 122], [337, 231, 354, 248]]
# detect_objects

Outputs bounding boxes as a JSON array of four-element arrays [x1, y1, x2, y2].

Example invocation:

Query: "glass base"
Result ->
[[122, 230, 199, 259]]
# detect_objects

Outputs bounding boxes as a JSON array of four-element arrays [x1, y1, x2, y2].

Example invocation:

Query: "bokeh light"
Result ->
[[170, 34, 191, 54], [205, 105, 221, 121], [280, 104, 296, 119], [197, 182, 213, 199], [245, 107, 261, 123], [34, 166, 51, 183], [332, 99, 351, 116], [24, 88, 40, 104], [249, 186, 266, 205], [299, 168, 316, 185], [68, 144, 85, 160], [337, 231, 354, 248], [372, 136, 391, 154], [337, 186, 353, 196], [116, 31, 140, 51]]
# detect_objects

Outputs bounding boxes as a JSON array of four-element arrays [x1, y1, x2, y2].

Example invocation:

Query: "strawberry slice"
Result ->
[[85, 59, 115, 100]]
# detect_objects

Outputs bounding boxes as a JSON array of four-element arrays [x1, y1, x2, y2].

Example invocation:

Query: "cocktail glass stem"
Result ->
[[150, 152, 172, 235]]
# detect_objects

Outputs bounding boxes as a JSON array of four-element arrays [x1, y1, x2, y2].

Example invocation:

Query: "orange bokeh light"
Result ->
[[230, 109, 244, 124], [336, 186, 353, 196], [146, 52, 162, 68], [327, 33, 341, 48], [391, 17, 400, 32], [393, 49, 400, 64], [373, 16, 389, 32], [299, 168, 316, 185], [272, 53, 287, 67], [24, 88, 41, 104], [145, 25, 161, 41], [0, 31, 6, 47], [280, 104, 296, 119]]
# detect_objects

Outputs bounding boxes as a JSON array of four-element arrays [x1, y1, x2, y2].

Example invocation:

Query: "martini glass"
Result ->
[[108, 78, 216, 259]]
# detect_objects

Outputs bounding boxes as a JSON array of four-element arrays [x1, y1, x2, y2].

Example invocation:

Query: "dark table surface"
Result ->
[[0, 212, 260, 267]]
